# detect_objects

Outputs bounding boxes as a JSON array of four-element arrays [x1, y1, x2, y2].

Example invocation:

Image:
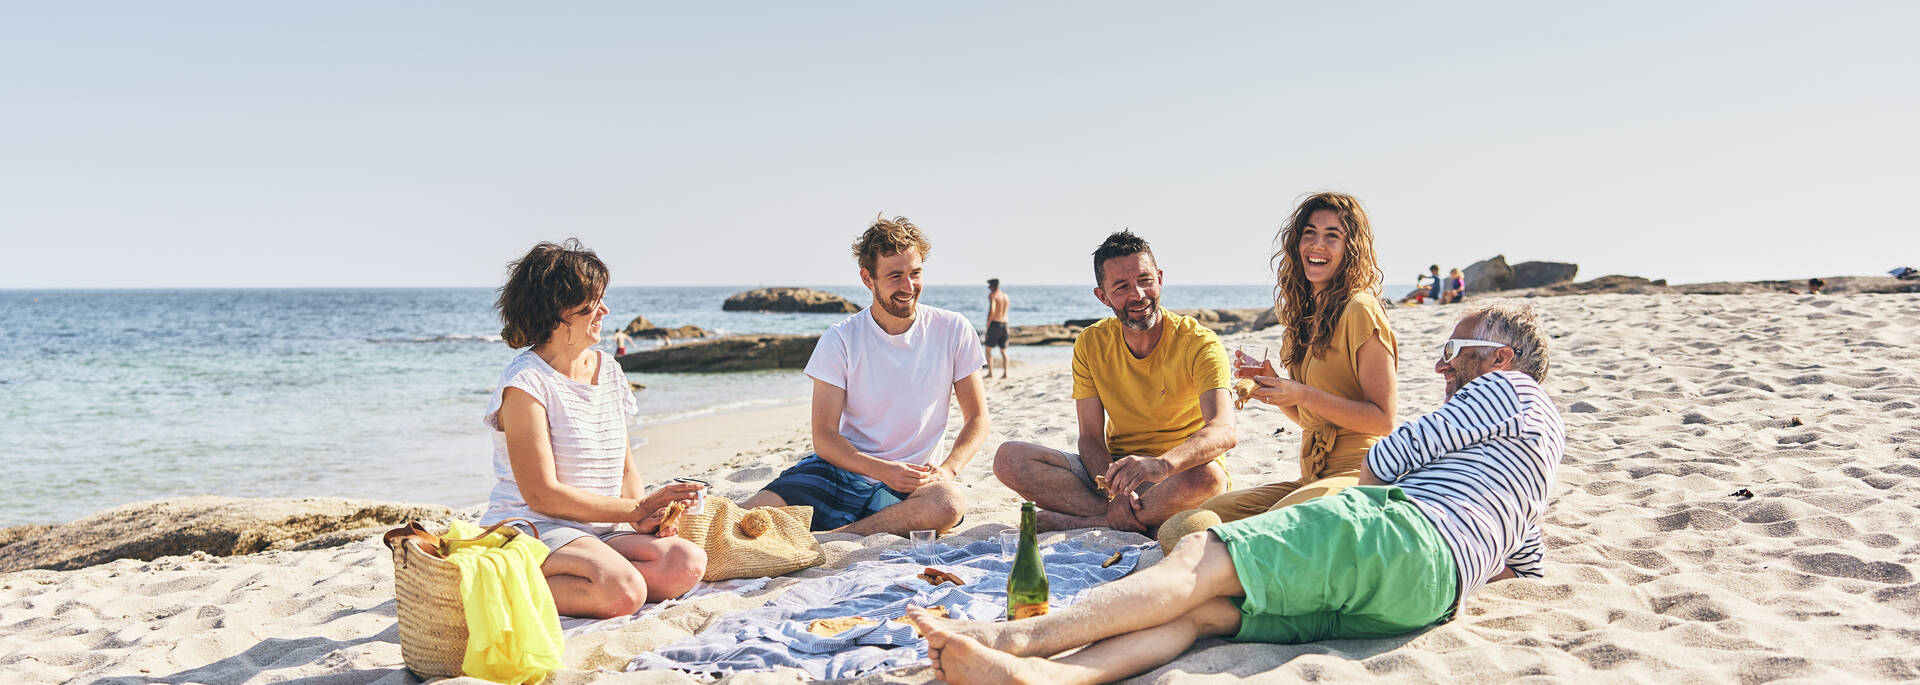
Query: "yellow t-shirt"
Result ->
[[1071, 309, 1231, 457], [1284, 292, 1398, 442]]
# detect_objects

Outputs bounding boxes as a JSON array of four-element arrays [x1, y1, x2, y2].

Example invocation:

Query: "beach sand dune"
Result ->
[[4, 293, 1918, 683]]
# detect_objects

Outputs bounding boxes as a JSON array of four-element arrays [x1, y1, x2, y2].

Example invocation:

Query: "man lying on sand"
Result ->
[[740, 214, 990, 536], [992, 230, 1235, 534], [910, 303, 1564, 684]]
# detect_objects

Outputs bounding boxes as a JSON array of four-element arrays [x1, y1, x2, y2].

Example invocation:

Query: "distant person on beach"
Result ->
[[907, 303, 1564, 684], [1426, 264, 1443, 303], [991, 230, 1235, 535], [1442, 267, 1466, 304], [1808, 277, 1825, 294], [1168, 191, 1398, 539], [740, 214, 989, 536], [482, 239, 707, 618], [614, 330, 632, 356], [984, 278, 1011, 379]]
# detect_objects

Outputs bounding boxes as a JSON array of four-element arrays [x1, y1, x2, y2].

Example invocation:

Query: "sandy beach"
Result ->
[[5, 292, 1919, 684]]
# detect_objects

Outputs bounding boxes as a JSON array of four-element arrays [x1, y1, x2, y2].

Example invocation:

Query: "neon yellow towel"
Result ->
[[442, 520, 564, 684]]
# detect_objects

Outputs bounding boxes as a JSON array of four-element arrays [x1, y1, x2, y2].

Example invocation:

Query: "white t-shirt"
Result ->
[[480, 349, 638, 533], [803, 304, 985, 474]]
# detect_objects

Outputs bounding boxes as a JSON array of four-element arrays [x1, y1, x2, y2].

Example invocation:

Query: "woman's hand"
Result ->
[[1249, 375, 1312, 408], [634, 504, 671, 536], [634, 482, 702, 528]]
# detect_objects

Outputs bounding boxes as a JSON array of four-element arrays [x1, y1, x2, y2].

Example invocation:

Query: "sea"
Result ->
[[4, 285, 1440, 527]]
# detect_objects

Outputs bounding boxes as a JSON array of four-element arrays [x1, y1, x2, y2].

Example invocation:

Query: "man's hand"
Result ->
[[928, 462, 958, 483], [1104, 455, 1171, 501], [876, 461, 937, 493], [1105, 493, 1146, 532]]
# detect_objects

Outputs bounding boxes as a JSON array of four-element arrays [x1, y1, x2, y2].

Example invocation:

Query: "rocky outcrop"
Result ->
[[1171, 307, 1274, 334], [1463, 256, 1514, 293], [616, 334, 820, 372], [0, 496, 460, 572], [722, 288, 860, 314], [1463, 255, 1579, 292], [1507, 275, 1920, 297], [621, 315, 714, 340], [1508, 261, 1579, 290], [1006, 324, 1083, 346]]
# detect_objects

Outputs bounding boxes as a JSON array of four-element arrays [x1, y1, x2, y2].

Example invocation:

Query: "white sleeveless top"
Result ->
[[481, 349, 638, 534]]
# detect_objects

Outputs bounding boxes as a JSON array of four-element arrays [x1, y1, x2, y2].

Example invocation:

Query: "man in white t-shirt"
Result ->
[[740, 214, 991, 536]]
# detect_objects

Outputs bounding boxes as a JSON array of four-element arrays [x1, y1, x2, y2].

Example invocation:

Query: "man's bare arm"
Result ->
[[936, 371, 991, 476]]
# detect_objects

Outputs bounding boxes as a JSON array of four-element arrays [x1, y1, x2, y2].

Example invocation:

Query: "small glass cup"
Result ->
[[999, 529, 1019, 560], [910, 529, 937, 564], [1233, 345, 1270, 379], [672, 477, 708, 516]]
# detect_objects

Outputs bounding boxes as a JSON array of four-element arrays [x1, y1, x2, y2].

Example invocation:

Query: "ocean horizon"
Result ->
[[3, 284, 1420, 526]]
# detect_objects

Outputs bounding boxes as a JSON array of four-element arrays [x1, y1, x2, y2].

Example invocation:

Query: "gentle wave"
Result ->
[[366, 333, 503, 344]]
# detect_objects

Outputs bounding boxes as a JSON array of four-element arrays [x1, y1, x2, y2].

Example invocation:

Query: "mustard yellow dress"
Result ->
[[1201, 292, 1397, 521]]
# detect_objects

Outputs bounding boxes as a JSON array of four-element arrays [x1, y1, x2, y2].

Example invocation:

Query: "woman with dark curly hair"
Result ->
[[1196, 192, 1400, 523], [480, 239, 706, 618]]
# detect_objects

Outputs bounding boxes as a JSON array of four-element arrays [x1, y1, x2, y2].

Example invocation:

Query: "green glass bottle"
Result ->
[[1007, 501, 1050, 620]]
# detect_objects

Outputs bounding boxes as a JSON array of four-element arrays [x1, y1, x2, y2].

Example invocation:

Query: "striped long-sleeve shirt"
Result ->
[[1365, 370, 1566, 603]]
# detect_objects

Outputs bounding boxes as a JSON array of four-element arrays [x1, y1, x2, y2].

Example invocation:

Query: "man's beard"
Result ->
[[878, 288, 918, 319], [1114, 297, 1160, 331]]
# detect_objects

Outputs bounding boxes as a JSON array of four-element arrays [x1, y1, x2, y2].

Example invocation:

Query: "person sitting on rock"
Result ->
[[740, 214, 989, 536], [482, 239, 706, 618], [991, 230, 1235, 535], [907, 303, 1565, 685]]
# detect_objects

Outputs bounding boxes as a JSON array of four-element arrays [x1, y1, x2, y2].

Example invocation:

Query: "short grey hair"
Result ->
[[1469, 303, 1550, 382]]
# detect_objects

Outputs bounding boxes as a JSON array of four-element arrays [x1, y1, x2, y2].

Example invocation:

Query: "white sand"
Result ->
[[5, 293, 1918, 683]]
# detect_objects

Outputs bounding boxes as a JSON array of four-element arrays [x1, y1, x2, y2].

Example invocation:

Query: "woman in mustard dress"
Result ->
[[1200, 191, 1399, 522]]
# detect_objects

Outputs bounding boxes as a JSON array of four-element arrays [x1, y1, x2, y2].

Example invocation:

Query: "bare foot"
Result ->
[[916, 612, 1060, 685], [905, 606, 1033, 656]]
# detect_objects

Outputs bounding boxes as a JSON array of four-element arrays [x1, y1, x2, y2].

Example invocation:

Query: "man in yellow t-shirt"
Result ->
[[992, 230, 1236, 533]]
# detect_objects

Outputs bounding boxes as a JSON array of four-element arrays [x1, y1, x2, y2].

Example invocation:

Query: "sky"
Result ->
[[4, 2, 1917, 289]]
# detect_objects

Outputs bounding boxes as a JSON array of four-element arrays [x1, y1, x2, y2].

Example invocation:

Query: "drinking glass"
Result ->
[[911, 529, 937, 564], [999, 529, 1019, 560], [1234, 345, 1270, 379], [672, 477, 708, 516]]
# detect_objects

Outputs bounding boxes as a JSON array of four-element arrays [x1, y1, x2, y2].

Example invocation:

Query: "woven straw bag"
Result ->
[[384, 519, 535, 679], [677, 498, 824, 581]]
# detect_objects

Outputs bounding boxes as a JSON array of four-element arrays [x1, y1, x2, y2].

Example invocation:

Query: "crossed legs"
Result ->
[[993, 441, 1228, 532], [541, 533, 706, 618]]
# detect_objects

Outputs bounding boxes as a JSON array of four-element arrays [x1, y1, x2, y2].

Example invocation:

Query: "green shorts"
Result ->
[[1210, 486, 1457, 643]]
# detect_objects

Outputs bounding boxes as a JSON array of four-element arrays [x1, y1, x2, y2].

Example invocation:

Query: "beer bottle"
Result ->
[[1007, 501, 1050, 619]]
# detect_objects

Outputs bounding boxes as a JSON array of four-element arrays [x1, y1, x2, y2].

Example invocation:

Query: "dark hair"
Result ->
[[988, 278, 1000, 289], [1092, 230, 1156, 284], [496, 239, 609, 349], [1430, 264, 1440, 272]]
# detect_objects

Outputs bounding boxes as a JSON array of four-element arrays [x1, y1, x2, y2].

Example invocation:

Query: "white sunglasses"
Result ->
[[1438, 338, 1507, 363]]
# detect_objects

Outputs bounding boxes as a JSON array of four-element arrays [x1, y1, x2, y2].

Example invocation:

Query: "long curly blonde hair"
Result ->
[[1272, 192, 1384, 369]]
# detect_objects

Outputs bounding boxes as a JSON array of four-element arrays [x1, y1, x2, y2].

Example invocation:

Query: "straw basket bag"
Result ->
[[383, 518, 535, 679], [677, 498, 824, 581]]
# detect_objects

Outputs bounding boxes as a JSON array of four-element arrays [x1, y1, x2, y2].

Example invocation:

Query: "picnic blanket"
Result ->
[[628, 538, 1151, 680]]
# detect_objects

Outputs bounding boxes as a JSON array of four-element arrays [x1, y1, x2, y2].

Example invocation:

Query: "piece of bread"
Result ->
[[1094, 474, 1112, 500], [807, 616, 877, 637], [916, 567, 966, 586], [1233, 378, 1258, 410], [1102, 550, 1125, 568], [737, 509, 771, 538], [657, 500, 687, 533]]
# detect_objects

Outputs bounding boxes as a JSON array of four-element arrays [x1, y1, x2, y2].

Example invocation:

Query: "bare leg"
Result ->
[[604, 534, 707, 601], [905, 531, 1243, 657], [922, 597, 1242, 685], [997, 347, 1009, 378], [539, 536, 652, 619], [835, 481, 966, 537], [740, 489, 787, 509], [993, 442, 1107, 520]]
